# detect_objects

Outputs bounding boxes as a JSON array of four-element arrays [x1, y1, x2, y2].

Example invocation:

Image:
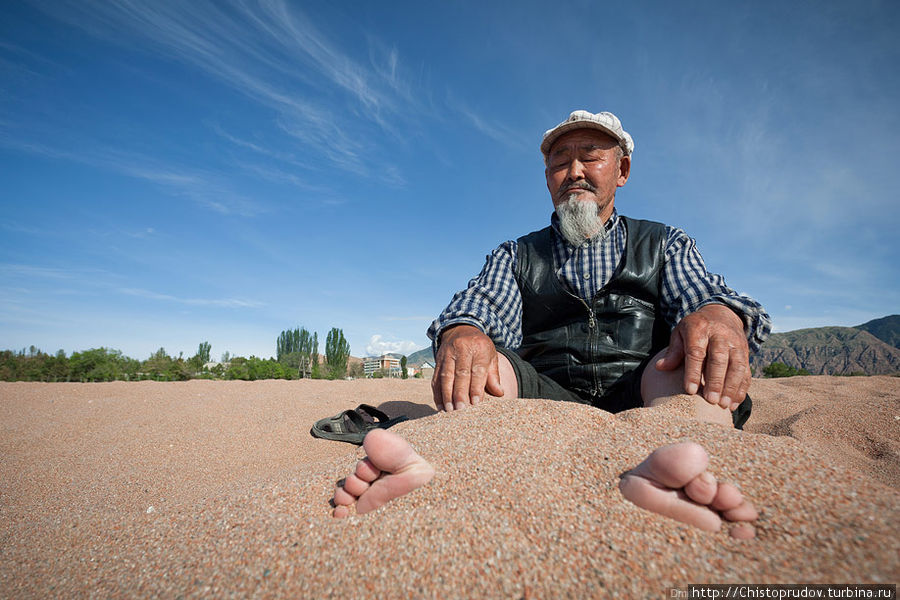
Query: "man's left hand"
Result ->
[[654, 304, 750, 411]]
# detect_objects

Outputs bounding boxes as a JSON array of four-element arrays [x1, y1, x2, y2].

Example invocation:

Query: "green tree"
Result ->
[[144, 348, 176, 380], [277, 327, 318, 378], [45, 350, 70, 382], [0, 350, 17, 380], [401, 355, 408, 379], [762, 362, 811, 378], [310, 332, 319, 377], [225, 357, 250, 380], [325, 327, 350, 379], [189, 341, 212, 374], [69, 348, 132, 382]]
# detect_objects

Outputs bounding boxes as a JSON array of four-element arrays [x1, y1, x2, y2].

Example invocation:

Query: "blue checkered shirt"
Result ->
[[428, 210, 771, 354]]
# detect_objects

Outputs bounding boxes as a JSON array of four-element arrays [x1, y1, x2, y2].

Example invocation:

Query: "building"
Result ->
[[419, 361, 435, 380], [363, 354, 403, 378]]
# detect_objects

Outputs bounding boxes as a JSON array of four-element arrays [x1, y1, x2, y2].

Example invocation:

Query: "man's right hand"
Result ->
[[431, 324, 504, 411]]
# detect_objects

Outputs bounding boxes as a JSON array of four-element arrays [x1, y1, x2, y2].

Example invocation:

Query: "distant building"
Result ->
[[419, 361, 435, 379], [364, 354, 403, 378]]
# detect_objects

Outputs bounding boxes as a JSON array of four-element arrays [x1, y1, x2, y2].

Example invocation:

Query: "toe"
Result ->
[[363, 429, 423, 474], [683, 471, 717, 505], [333, 487, 356, 506], [640, 442, 710, 489], [710, 482, 745, 512], [355, 458, 381, 483], [333, 485, 356, 507], [342, 473, 370, 497], [722, 500, 758, 523], [619, 473, 722, 532], [332, 505, 351, 519], [728, 523, 756, 540]]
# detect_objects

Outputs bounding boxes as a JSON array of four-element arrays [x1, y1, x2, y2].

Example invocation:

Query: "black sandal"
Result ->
[[310, 404, 409, 445]]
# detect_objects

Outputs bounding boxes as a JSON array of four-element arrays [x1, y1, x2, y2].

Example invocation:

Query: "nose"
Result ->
[[565, 158, 585, 182]]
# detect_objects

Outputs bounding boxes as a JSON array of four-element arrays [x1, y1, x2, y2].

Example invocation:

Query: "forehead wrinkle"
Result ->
[[549, 142, 611, 159]]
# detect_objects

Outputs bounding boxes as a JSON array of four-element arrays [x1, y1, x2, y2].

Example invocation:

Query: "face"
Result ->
[[545, 129, 630, 223]]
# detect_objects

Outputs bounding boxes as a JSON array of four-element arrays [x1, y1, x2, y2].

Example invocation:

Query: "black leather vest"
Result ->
[[514, 216, 671, 405]]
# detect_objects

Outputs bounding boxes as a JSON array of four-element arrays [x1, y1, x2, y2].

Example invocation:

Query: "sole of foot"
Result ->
[[618, 442, 758, 539], [332, 428, 435, 518]]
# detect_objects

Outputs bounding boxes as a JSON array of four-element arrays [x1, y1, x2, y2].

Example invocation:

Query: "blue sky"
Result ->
[[2, 1, 898, 361]]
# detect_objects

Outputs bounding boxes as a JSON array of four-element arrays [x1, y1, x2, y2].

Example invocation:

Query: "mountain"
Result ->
[[854, 314, 900, 349], [406, 347, 435, 367], [751, 326, 900, 376]]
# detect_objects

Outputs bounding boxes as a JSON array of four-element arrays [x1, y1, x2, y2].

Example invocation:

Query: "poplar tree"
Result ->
[[276, 327, 318, 378], [325, 328, 350, 379]]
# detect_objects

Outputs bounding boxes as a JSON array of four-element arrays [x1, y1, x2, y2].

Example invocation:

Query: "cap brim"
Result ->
[[540, 121, 626, 157]]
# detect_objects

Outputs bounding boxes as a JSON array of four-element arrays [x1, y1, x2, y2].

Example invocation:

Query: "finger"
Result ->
[[731, 369, 752, 412], [468, 354, 490, 406], [451, 355, 473, 411], [485, 352, 504, 398], [681, 330, 708, 397], [655, 335, 684, 372], [720, 350, 749, 410], [436, 355, 457, 412], [702, 337, 731, 408]]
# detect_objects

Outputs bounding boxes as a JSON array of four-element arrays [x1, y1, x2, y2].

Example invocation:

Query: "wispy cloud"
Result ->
[[118, 287, 264, 309], [207, 121, 318, 174], [0, 134, 264, 216], [0, 262, 77, 280], [449, 99, 530, 150], [2, 221, 53, 237], [31, 0, 423, 174]]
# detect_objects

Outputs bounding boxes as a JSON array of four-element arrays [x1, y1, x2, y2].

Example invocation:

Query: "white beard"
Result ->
[[555, 195, 608, 246]]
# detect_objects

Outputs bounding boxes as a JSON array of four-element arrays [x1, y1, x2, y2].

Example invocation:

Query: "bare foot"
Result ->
[[618, 442, 758, 539], [332, 429, 435, 518]]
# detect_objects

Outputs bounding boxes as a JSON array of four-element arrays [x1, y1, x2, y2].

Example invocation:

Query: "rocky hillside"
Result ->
[[406, 347, 435, 367], [855, 314, 900, 349], [751, 326, 900, 376]]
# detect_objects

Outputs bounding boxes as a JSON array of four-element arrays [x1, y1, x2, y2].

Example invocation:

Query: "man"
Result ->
[[331, 110, 767, 538], [427, 109, 770, 427]]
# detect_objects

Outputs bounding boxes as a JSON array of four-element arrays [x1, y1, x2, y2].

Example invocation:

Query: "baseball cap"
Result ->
[[540, 110, 634, 161]]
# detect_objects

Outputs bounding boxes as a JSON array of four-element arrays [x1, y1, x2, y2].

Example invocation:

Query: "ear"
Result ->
[[616, 155, 631, 187], [545, 166, 553, 196]]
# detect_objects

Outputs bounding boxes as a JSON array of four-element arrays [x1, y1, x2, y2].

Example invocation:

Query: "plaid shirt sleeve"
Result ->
[[427, 241, 523, 352], [661, 226, 772, 353]]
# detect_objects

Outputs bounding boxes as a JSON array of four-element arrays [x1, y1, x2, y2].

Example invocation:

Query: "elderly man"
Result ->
[[331, 111, 767, 537], [427, 109, 770, 427]]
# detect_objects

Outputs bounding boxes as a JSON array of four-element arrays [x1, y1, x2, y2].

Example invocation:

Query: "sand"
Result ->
[[1, 376, 898, 598]]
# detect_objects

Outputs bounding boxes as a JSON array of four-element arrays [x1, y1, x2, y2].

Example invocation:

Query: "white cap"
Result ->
[[540, 110, 634, 161]]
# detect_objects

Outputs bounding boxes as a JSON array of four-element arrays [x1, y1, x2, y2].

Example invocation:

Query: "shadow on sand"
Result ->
[[377, 400, 437, 421]]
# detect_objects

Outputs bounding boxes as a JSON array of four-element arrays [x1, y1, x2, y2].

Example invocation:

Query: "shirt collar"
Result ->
[[550, 207, 619, 245]]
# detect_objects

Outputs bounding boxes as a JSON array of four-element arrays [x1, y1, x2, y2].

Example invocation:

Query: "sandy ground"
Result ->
[[1, 376, 898, 598]]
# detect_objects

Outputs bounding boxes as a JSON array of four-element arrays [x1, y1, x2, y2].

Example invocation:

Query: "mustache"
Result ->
[[557, 181, 596, 199]]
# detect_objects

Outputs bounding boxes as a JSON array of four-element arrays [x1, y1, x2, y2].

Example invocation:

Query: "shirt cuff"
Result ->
[[694, 297, 769, 354]]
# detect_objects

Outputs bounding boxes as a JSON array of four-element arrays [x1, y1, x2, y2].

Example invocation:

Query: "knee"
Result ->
[[496, 352, 518, 399], [640, 348, 684, 405]]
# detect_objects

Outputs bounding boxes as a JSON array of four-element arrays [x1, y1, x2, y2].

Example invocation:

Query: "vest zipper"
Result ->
[[580, 298, 596, 328], [580, 298, 602, 400]]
